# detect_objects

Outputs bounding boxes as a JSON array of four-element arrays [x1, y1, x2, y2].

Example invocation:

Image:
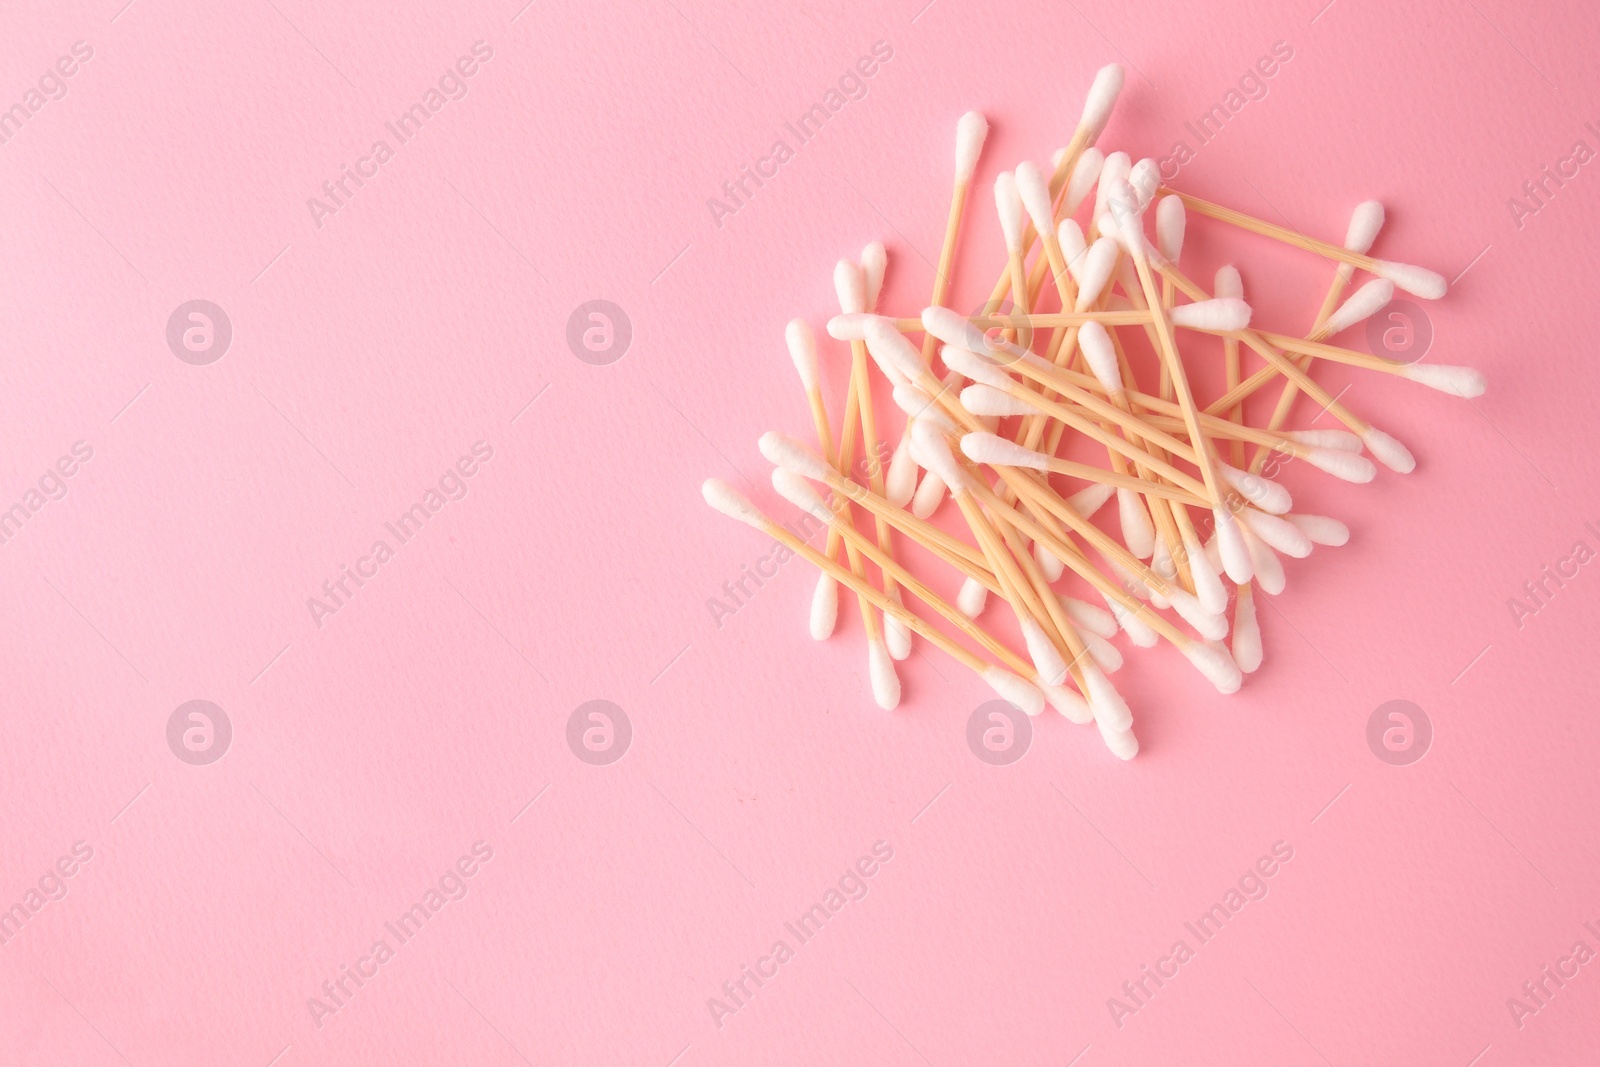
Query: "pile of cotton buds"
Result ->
[[704, 64, 1483, 759]]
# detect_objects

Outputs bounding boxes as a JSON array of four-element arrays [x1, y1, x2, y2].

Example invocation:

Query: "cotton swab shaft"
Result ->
[[1164, 190, 1447, 299], [780, 474, 1034, 678], [789, 319, 876, 641], [703, 481, 1043, 711]]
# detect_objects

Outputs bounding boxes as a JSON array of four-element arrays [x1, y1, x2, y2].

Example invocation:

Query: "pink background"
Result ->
[[3, 0, 1599, 1063]]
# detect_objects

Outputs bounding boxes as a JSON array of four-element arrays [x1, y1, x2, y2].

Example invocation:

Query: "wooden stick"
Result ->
[[816, 465, 991, 575], [1003, 343, 1317, 460], [801, 337, 882, 644], [1110, 246, 1195, 588], [1220, 270, 1245, 466], [1020, 455, 1208, 506], [889, 114, 988, 508], [1118, 233, 1237, 595], [1154, 261, 1377, 434], [849, 331, 905, 619], [747, 510, 1001, 680], [990, 504, 1093, 682], [1255, 331, 1418, 375], [1165, 190, 1385, 273], [811, 489, 1036, 678], [989, 464, 1182, 603], [922, 152, 978, 365], [990, 378, 1214, 498], [967, 477, 1194, 650], [888, 310, 1165, 332], [1247, 262, 1354, 474], [951, 479, 1080, 687]]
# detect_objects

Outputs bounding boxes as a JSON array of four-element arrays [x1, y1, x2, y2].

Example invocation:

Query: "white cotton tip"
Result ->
[[1058, 218, 1088, 267], [890, 382, 930, 421], [885, 434, 919, 507], [940, 345, 1014, 390], [1062, 596, 1118, 639], [785, 319, 819, 392], [1289, 429, 1363, 452], [771, 468, 836, 526], [1080, 64, 1125, 142], [1065, 148, 1104, 215], [834, 258, 867, 314], [1288, 514, 1350, 547], [759, 431, 832, 481], [954, 110, 989, 185], [1021, 618, 1069, 685], [910, 421, 969, 496], [1345, 200, 1385, 255], [868, 639, 901, 710], [1214, 264, 1243, 300], [1078, 322, 1122, 396], [1371, 260, 1447, 300], [994, 170, 1027, 253], [1232, 587, 1262, 673], [1184, 537, 1228, 615], [1044, 680, 1093, 723], [1084, 630, 1124, 674], [1114, 253, 1141, 299], [894, 385, 954, 431], [960, 383, 1036, 418], [1100, 212, 1124, 251], [810, 575, 839, 640], [1184, 639, 1243, 695], [1213, 508, 1254, 584], [921, 305, 990, 354], [861, 241, 888, 310], [1155, 193, 1185, 262], [1072, 237, 1120, 310], [1400, 363, 1487, 398], [702, 479, 766, 529], [1035, 541, 1066, 581], [1243, 525, 1286, 595], [1014, 161, 1055, 235], [1130, 159, 1161, 211], [910, 467, 947, 518], [983, 666, 1045, 717], [884, 607, 913, 661], [1320, 278, 1395, 337], [1082, 664, 1132, 732], [1219, 463, 1292, 515], [1096, 719, 1139, 760], [1117, 488, 1156, 559], [1106, 595, 1158, 647], [863, 318, 926, 384], [1304, 448, 1377, 483], [1093, 152, 1132, 224], [1200, 533, 1221, 576], [1107, 174, 1144, 223], [1239, 508, 1313, 559], [1168, 587, 1228, 641], [1335, 294, 1406, 350], [956, 576, 988, 617], [961, 431, 1049, 471], [1361, 426, 1417, 473], [826, 312, 880, 340], [1069, 481, 1115, 519], [1169, 298, 1252, 333]]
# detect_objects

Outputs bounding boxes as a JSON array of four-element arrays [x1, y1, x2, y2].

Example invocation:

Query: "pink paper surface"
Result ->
[[3, 0, 1599, 1063]]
